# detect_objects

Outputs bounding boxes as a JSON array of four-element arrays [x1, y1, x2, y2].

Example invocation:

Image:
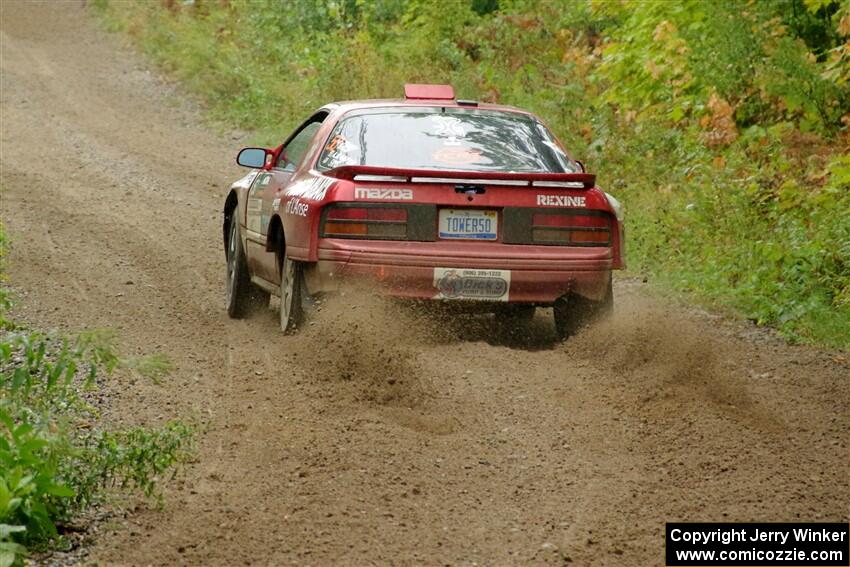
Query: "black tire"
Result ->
[[598, 277, 614, 319], [553, 279, 613, 341], [279, 252, 304, 334], [225, 213, 268, 318]]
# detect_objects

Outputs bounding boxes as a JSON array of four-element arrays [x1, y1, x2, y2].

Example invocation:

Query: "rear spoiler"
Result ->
[[323, 165, 596, 189]]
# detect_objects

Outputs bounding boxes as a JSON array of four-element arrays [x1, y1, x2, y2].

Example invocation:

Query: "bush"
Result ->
[[0, 225, 193, 566]]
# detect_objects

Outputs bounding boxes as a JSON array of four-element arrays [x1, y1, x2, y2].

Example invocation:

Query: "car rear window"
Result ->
[[316, 107, 579, 173]]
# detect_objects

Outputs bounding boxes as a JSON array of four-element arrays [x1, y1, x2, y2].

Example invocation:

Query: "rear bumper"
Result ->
[[307, 239, 613, 304]]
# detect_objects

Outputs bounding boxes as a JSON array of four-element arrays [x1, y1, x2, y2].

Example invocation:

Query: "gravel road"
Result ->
[[1, 2, 847, 565]]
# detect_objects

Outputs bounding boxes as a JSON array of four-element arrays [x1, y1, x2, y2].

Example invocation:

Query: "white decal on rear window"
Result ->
[[323, 135, 359, 167], [431, 116, 466, 146]]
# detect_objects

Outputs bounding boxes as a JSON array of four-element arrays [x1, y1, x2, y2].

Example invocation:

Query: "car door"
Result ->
[[245, 114, 326, 283]]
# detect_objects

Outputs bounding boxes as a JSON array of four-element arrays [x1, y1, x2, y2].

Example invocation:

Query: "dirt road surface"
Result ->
[[1, 3, 848, 566]]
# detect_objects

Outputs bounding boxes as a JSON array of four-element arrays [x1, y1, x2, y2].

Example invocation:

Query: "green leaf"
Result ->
[[0, 540, 27, 567], [12, 476, 32, 494], [0, 525, 24, 539], [10, 425, 32, 444], [0, 482, 10, 515], [669, 104, 685, 122], [0, 413, 12, 436], [18, 438, 48, 457], [42, 484, 75, 498]]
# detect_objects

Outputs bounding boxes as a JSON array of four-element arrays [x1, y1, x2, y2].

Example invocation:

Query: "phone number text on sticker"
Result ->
[[433, 268, 511, 302]]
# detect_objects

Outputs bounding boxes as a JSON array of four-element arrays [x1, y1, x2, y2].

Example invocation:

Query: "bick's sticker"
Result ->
[[537, 195, 586, 207], [433, 268, 510, 302], [355, 187, 413, 200], [285, 198, 309, 217]]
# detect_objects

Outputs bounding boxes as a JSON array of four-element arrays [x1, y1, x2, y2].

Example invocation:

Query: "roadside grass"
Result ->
[[93, 0, 850, 350], [0, 224, 194, 567]]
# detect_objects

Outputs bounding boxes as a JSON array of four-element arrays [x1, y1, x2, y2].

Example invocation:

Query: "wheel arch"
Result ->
[[266, 214, 286, 271], [223, 190, 239, 256]]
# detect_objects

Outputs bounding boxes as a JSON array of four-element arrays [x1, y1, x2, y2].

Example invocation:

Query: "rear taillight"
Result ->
[[323, 205, 409, 239], [531, 212, 611, 246]]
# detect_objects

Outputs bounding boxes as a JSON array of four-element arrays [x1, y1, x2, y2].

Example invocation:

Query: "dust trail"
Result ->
[[297, 289, 433, 407], [564, 292, 783, 430]]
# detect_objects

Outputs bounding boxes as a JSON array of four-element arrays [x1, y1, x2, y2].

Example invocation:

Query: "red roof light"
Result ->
[[404, 83, 455, 100]]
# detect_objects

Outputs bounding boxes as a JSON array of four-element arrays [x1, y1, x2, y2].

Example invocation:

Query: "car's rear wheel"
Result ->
[[226, 213, 268, 318], [553, 279, 613, 341], [279, 252, 304, 334]]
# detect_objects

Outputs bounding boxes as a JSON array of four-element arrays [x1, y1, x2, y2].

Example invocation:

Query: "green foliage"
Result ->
[[0, 221, 10, 324], [122, 353, 173, 384], [94, 0, 850, 349], [0, 225, 194, 564]]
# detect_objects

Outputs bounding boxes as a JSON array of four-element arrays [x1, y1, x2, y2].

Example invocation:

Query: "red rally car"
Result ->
[[223, 84, 624, 339]]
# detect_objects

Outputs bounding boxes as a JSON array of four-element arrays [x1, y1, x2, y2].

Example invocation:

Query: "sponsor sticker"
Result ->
[[433, 268, 510, 302], [284, 198, 309, 217], [233, 170, 259, 190], [354, 187, 413, 200], [432, 147, 482, 164], [323, 134, 359, 167], [431, 115, 466, 146], [537, 194, 586, 207], [287, 177, 334, 201]]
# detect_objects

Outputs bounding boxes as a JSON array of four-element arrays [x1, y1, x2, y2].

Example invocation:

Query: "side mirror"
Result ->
[[575, 160, 586, 173], [236, 147, 269, 168]]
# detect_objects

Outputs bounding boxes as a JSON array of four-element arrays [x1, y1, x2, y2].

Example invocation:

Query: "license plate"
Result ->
[[438, 209, 498, 240]]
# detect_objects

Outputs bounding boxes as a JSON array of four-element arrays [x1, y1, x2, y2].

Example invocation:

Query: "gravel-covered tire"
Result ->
[[598, 277, 614, 319], [279, 252, 304, 334], [553, 279, 613, 341], [226, 213, 268, 318]]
